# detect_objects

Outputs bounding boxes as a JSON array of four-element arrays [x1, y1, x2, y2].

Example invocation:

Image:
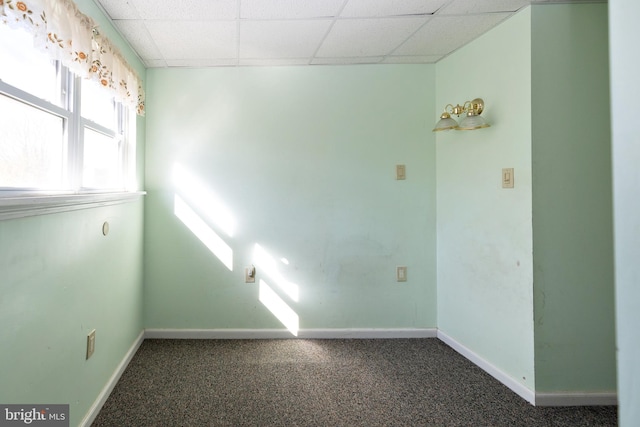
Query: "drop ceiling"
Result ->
[[95, 0, 604, 68]]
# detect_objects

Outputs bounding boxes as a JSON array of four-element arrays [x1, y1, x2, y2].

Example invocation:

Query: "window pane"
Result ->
[[0, 24, 60, 105], [0, 94, 65, 189], [83, 128, 121, 189], [81, 80, 115, 129]]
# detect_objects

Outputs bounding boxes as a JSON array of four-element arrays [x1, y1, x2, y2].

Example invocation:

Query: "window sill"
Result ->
[[0, 191, 146, 221]]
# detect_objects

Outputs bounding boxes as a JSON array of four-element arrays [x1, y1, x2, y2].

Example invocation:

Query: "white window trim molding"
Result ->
[[0, 191, 146, 221]]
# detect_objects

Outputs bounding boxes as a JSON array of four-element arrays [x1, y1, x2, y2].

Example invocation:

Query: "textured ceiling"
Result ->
[[95, 0, 604, 68]]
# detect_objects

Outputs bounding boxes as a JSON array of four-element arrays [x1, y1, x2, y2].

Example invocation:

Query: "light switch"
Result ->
[[396, 266, 407, 282], [245, 266, 256, 283], [502, 168, 514, 188], [396, 164, 406, 180]]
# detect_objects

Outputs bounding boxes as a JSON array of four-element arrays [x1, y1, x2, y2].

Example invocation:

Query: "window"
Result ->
[[0, 24, 135, 196], [0, 94, 65, 189], [80, 79, 129, 190]]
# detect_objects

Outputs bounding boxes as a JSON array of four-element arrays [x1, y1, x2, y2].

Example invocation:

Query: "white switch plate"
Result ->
[[396, 164, 406, 180], [86, 329, 96, 360], [245, 266, 256, 283], [396, 266, 407, 282], [502, 168, 514, 188]]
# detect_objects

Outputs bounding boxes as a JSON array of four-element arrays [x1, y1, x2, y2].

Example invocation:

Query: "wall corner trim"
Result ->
[[80, 330, 145, 427], [436, 330, 536, 405], [144, 328, 438, 340]]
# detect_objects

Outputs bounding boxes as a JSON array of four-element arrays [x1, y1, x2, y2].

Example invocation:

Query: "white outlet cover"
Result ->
[[397, 266, 407, 282]]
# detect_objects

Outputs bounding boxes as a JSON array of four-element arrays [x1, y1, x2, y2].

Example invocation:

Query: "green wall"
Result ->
[[436, 8, 535, 392], [436, 3, 615, 398], [0, 204, 144, 426], [144, 65, 437, 331], [531, 3, 615, 394], [609, 0, 640, 423], [0, 1, 146, 425]]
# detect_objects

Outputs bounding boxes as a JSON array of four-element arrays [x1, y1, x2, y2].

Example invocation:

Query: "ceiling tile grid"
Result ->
[[394, 14, 512, 57], [112, 20, 163, 59], [240, 20, 333, 60], [310, 56, 386, 66], [439, 0, 529, 15], [240, 0, 345, 19], [338, 0, 449, 18], [315, 17, 428, 59], [94, 0, 604, 68], [95, 0, 140, 20], [145, 20, 238, 60]]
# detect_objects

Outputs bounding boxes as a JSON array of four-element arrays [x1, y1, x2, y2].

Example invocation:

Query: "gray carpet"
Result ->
[[92, 339, 617, 426]]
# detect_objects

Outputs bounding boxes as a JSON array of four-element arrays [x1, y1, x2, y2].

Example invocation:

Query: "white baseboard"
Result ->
[[299, 328, 437, 339], [437, 330, 618, 407], [535, 392, 617, 406], [144, 328, 437, 340], [437, 330, 537, 405], [80, 330, 145, 427]]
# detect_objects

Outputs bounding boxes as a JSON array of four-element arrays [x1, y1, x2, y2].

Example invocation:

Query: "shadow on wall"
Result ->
[[172, 163, 300, 336]]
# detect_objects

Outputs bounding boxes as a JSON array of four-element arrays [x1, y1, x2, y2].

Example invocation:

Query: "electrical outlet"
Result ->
[[396, 266, 407, 282], [396, 164, 406, 180], [86, 329, 96, 360]]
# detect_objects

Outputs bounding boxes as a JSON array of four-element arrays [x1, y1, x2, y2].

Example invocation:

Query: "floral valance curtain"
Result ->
[[1, 0, 145, 115]]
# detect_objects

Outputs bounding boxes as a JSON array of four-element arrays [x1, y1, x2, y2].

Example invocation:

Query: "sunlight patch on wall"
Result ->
[[174, 194, 233, 271], [253, 243, 299, 302], [259, 279, 299, 336], [172, 164, 237, 237]]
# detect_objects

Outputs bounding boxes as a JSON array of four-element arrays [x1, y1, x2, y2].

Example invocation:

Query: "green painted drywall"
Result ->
[[435, 9, 535, 391], [0, 2, 146, 425], [531, 3, 615, 393], [0, 203, 144, 426], [609, 0, 640, 423], [143, 65, 436, 331]]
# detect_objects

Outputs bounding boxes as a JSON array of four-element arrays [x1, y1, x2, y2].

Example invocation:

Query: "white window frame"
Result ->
[[0, 59, 144, 220]]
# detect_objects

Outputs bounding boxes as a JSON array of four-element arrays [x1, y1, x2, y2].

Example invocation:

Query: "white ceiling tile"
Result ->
[[96, 0, 140, 19], [146, 21, 237, 60], [113, 20, 163, 59], [98, 0, 528, 67], [316, 17, 427, 58], [394, 14, 510, 56], [340, 0, 448, 18], [166, 58, 238, 67], [382, 55, 442, 64], [439, 0, 529, 15], [239, 58, 310, 66], [240, 0, 345, 19], [130, 0, 237, 20], [240, 20, 332, 59], [144, 59, 168, 68], [311, 57, 384, 65]]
